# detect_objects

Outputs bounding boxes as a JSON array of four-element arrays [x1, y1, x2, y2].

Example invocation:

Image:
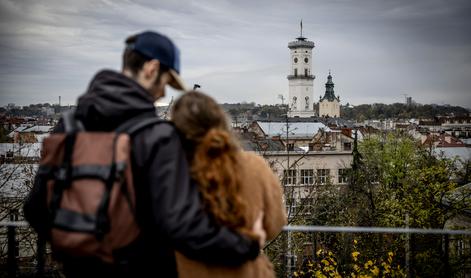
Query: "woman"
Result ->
[[171, 91, 287, 278]]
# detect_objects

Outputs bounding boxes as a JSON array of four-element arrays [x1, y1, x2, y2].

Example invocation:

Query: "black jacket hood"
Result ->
[[76, 70, 156, 131]]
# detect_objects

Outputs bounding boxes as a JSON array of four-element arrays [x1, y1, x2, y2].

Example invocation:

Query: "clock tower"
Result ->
[[288, 21, 315, 117]]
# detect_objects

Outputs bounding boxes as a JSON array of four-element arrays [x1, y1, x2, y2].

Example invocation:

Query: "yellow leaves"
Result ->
[[353, 239, 358, 245], [352, 251, 360, 261], [370, 266, 380, 276], [299, 248, 405, 278], [353, 264, 360, 272]]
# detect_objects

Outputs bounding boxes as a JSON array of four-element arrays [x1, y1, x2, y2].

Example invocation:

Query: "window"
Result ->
[[286, 198, 298, 216], [457, 239, 464, 256], [287, 143, 295, 151], [286, 254, 297, 269], [308, 143, 314, 151], [294, 68, 298, 76], [304, 68, 308, 77], [300, 198, 313, 206], [10, 209, 19, 221], [300, 169, 314, 185], [304, 57, 309, 63], [317, 169, 330, 184], [300, 197, 314, 213], [283, 169, 297, 185], [343, 142, 352, 151], [338, 168, 349, 184], [294, 57, 298, 63]]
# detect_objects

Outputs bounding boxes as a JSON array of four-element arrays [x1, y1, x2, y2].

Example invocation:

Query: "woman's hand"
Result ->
[[252, 211, 266, 248]]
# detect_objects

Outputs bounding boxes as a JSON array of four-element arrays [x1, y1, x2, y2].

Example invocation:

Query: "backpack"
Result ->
[[35, 111, 163, 263]]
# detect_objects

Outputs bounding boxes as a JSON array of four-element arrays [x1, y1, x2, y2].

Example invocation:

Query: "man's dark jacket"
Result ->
[[23, 70, 259, 277]]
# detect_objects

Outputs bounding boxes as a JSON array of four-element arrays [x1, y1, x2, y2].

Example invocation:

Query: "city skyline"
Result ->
[[1, 0, 470, 108]]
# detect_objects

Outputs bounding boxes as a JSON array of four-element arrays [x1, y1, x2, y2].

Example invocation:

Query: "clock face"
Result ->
[[294, 57, 298, 63], [304, 57, 309, 63]]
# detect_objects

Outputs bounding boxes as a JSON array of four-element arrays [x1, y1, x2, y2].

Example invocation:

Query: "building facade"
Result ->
[[287, 29, 316, 118]]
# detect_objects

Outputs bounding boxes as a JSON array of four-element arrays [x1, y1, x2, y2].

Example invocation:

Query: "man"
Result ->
[[24, 31, 264, 277]]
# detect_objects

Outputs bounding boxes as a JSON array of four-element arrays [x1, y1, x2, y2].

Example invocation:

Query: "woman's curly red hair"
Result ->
[[171, 91, 249, 232]]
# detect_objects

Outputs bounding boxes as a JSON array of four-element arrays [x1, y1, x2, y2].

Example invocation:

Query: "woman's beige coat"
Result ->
[[176, 151, 287, 278]]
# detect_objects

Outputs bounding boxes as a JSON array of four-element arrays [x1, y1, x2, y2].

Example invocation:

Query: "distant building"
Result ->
[[239, 120, 353, 190], [318, 72, 340, 118], [8, 125, 53, 144], [250, 120, 331, 151], [439, 115, 471, 138], [287, 25, 316, 118], [441, 183, 471, 277]]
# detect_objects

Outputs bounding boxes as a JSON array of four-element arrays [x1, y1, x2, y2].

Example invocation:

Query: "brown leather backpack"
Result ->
[[37, 111, 163, 263]]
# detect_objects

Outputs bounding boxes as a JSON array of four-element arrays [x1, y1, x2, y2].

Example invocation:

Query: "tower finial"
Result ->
[[329, 69, 331, 75], [300, 19, 303, 37]]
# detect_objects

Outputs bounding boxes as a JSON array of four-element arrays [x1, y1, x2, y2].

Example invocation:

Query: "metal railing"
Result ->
[[1, 222, 470, 277], [0, 221, 45, 277], [283, 225, 471, 235]]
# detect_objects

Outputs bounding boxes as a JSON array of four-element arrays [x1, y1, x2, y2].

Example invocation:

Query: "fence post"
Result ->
[[443, 234, 450, 276], [36, 234, 46, 276], [7, 223, 17, 278], [405, 213, 411, 277]]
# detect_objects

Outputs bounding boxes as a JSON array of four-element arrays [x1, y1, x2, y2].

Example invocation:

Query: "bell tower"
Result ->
[[288, 21, 315, 117]]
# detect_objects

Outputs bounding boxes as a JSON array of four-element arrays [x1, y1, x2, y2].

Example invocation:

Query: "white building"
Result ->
[[246, 120, 353, 191], [287, 26, 316, 118], [318, 72, 340, 118]]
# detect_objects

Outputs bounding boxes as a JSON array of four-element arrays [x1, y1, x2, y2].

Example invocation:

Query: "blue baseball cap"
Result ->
[[127, 31, 187, 91]]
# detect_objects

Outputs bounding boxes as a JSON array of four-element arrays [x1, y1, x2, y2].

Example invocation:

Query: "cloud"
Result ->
[[0, 0, 470, 108]]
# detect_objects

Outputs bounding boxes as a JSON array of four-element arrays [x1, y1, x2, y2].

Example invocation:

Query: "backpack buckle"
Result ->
[[55, 167, 68, 181]]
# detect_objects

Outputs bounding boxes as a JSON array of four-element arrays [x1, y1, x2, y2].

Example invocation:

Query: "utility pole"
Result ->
[[285, 102, 292, 278]]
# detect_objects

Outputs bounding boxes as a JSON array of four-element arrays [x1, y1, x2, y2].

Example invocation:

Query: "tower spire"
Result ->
[[300, 19, 303, 37]]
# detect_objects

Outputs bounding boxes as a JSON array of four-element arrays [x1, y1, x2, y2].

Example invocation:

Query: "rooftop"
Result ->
[[256, 121, 331, 139]]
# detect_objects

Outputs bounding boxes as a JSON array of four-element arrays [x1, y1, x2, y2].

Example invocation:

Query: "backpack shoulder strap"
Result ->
[[115, 116, 167, 136], [62, 109, 85, 133]]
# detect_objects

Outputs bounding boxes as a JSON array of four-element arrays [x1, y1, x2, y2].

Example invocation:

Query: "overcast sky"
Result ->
[[0, 0, 470, 108]]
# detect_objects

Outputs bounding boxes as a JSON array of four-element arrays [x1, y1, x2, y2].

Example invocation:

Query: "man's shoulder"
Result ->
[[134, 119, 179, 141], [130, 120, 183, 165]]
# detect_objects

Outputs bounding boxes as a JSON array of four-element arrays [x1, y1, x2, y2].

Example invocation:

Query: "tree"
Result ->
[[272, 131, 468, 277]]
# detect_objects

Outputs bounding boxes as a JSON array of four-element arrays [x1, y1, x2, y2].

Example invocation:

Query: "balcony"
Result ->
[[287, 74, 315, 80], [288, 40, 315, 49]]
